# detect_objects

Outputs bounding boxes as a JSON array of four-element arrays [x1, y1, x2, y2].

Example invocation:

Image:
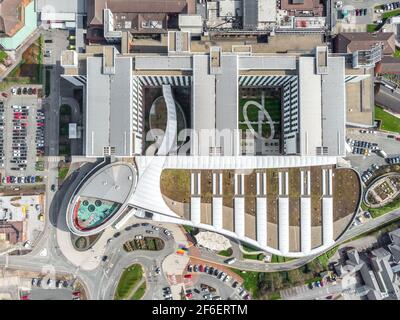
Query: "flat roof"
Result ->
[[86, 55, 133, 157], [239, 56, 297, 70], [192, 55, 216, 156], [78, 163, 136, 204], [135, 56, 192, 70], [215, 55, 238, 156], [299, 56, 322, 156], [321, 57, 346, 156], [36, 0, 86, 13]]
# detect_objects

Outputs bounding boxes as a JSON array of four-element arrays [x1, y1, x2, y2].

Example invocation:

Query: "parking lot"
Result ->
[[29, 277, 80, 300], [182, 263, 249, 300], [346, 128, 400, 174], [1, 87, 45, 183]]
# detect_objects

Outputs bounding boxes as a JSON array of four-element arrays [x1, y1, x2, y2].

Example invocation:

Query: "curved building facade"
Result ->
[[66, 162, 137, 236]]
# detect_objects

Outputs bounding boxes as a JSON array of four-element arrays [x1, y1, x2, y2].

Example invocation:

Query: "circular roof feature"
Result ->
[[66, 162, 137, 236]]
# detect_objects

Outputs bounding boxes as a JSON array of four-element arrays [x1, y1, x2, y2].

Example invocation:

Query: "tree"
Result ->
[[287, 269, 303, 286]]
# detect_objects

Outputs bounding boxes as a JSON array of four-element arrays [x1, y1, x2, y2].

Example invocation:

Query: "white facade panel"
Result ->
[[278, 197, 289, 254], [191, 197, 201, 225], [322, 197, 334, 246], [256, 197, 267, 246], [234, 197, 245, 238], [213, 197, 223, 229], [300, 197, 311, 253]]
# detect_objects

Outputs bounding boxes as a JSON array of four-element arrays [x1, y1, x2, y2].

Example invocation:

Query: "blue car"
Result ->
[[30, 176, 35, 183]]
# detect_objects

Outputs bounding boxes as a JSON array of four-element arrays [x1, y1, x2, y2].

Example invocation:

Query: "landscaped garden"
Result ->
[[123, 237, 165, 252], [0, 36, 44, 91]]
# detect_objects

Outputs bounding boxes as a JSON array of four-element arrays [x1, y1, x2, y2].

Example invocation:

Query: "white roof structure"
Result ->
[[239, 56, 297, 70], [195, 231, 231, 251], [278, 197, 289, 254], [234, 198, 245, 238], [212, 197, 223, 229], [300, 197, 311, 253], [323, 197, 334, 246], [299, 57, 322, 156], [86, 53, 133, 157], [190, 197, 201, 225], [256, 197, 267, 245], [66, 162, 137, 236], [36, 0, 86, 14]]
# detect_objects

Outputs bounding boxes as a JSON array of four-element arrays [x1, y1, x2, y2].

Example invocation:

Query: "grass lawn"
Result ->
[[316, 245, 339, 269], [375, 105, 400, 133], [160, 169, 191, 203], [241, 243, 261, 253], [58, 167, 69, 180], [239, 98, 281, 122], [395, 49, 400, 58], [382, 8, 400, 19], [367, 197, 400, 218], [183, 225, 194, 234], [218, 248, 233, 257], [230, 268, 260, 297], [268, 292, 282, 300], [270, 255, 294, 263], [0, 50, 7, 63], [131, 281, 146, 300], [367, 24, 379, 32], [114, 264, 143, 300], [239, 99, 260, 122], [243, 253, 265, 261], [264, 98, 281, 122]]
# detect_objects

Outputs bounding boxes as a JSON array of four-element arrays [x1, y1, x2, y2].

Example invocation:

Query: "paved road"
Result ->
[[42, 29, 69, 157], [96, 225, 176, 300], [375, 84, 400, 114]]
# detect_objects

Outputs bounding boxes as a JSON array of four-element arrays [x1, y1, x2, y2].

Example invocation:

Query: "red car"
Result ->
[[6, 176, 11, 183], [186, 293, 193, 299], [184, 274, 192, 279], [199, 265, 204, 272], [72, 291, 81, 297], [1, 92, 9, 98], [20, 295, 30, 300]]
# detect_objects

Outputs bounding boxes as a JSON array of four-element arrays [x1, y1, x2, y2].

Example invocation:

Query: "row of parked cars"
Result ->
[[377, 2, 400, 12], [0, 102, 4, 168], [186, 264, 250, 300], [11, 87, 37, 96], [31, 278, 81, 300], [386, 156, 400, 164], [348, 138, 379, 156], [361, 164, 380, 184], [2, 175, 40, 184], [36, 109, 45, 156], [354, 8, 368, 16], [11, 105, 29, 171]]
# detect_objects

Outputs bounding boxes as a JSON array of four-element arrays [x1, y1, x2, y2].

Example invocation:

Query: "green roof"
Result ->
[[0, 2, 37, 50]]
